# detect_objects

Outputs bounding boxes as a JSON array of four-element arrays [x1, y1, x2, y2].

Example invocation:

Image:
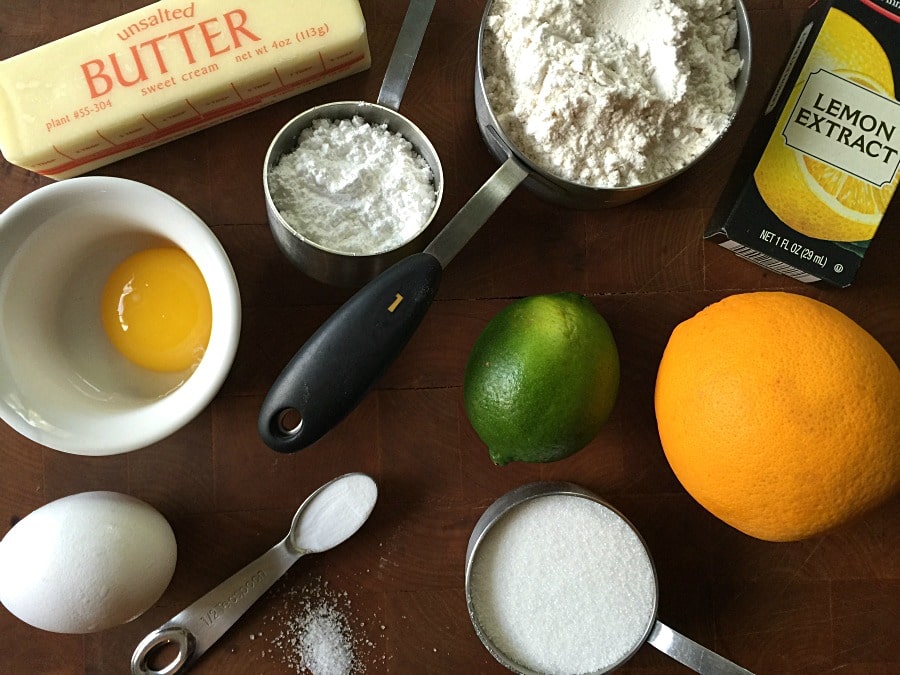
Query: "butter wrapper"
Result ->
[[0, 0, 371, 179]]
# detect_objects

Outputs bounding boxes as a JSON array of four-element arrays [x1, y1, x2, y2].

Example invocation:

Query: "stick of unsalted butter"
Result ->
[[0, 0, 371, 179]]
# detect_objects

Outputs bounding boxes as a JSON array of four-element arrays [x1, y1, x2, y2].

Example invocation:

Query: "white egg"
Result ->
[[0, 491, 177, 633]]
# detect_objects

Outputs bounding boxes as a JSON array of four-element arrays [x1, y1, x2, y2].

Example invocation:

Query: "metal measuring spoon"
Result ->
[[130, 473, 377, 675]]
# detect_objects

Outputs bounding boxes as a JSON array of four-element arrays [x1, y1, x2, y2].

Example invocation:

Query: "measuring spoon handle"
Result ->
[[647, 621, 755, 675], [259, 252, 443, 453], [131, 539, 300, 674]]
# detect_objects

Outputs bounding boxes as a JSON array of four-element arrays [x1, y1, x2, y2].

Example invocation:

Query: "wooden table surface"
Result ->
[[1, 1, 898, 673]]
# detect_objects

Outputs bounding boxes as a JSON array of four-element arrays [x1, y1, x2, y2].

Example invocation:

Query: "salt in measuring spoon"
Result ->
[[130, 472, 378, 675]]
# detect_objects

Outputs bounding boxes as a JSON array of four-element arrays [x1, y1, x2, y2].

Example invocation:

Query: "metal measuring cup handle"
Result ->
[[258, 155, 527, 453], [377, 0, 436, 111], [648, 622, 755, 675]]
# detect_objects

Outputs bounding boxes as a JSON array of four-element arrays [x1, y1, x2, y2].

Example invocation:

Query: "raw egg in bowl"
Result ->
[[0, 177, 241, 455]]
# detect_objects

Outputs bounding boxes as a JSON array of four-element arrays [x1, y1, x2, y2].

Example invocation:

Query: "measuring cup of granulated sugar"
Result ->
[[264, 0, 442, 289], [131, 472, 377, 675], [465, 482, 755, 675]]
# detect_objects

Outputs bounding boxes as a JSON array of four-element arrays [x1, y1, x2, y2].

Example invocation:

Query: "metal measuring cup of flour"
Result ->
[[466, 0, 752, 212], [264, 0, 442, 288], [465, 482, 755, 675]]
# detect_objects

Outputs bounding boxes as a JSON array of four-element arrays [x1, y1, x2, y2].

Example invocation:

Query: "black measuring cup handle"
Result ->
[[258, 252, 443, 453]]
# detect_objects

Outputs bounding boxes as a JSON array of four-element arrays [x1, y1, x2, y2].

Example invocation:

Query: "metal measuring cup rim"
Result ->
[[464, 481, 661, 675], [263, 99, 445, 257], [474, 0, 753, 194]]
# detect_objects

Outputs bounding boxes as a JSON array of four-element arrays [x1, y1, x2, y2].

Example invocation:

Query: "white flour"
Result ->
[[269, 116, 436, 255], [483, 0, 742, 187]]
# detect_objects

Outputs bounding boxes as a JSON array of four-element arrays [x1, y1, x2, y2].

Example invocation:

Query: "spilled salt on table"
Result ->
[[258, 576, 386, 675], [290, 601, 354, 675], [268, 115, 436, 256], [469, 494, 657, 674]]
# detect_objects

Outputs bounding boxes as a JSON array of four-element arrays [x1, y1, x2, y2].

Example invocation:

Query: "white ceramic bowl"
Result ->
[[0, 177, 241, 456]]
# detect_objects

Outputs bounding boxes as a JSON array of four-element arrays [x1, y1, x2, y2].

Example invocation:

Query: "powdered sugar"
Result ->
[[269, 116, 436, 255], [483, 0, 742, 187]]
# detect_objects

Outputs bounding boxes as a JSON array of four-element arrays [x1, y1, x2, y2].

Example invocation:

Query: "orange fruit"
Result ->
[[654, 292, 900, 542]]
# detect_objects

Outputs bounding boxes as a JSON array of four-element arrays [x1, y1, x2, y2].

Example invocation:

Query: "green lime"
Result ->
[[463, 292, 620, 465]]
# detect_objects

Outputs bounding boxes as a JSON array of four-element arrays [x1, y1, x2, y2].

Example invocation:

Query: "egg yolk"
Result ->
[[101, 247, 212, 373]]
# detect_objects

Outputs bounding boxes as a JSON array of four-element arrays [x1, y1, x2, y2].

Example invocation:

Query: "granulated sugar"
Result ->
[[257, 577, 384, 675], [268, 116, 436, 255], [469, 495, 657, 675], [483, 0, 742, 187]]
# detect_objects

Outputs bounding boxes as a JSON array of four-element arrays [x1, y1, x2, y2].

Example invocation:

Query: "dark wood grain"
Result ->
[[1, 1, 898, 674]]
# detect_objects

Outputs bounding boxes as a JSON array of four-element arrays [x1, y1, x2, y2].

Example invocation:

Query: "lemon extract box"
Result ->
[[707, 0, 900, 287], [0, 0, 371, 179]]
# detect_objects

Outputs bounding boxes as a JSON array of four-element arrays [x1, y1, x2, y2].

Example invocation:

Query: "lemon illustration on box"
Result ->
[[463, 293, 619, 466], [707, 0, 900, 287], [754, 9, 898, 243]]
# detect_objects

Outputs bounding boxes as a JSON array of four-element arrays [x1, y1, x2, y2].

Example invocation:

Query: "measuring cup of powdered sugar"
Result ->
[[257, 0, 751, 454], [264, 0, 442, 289], [465, 482, 755, 675]]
